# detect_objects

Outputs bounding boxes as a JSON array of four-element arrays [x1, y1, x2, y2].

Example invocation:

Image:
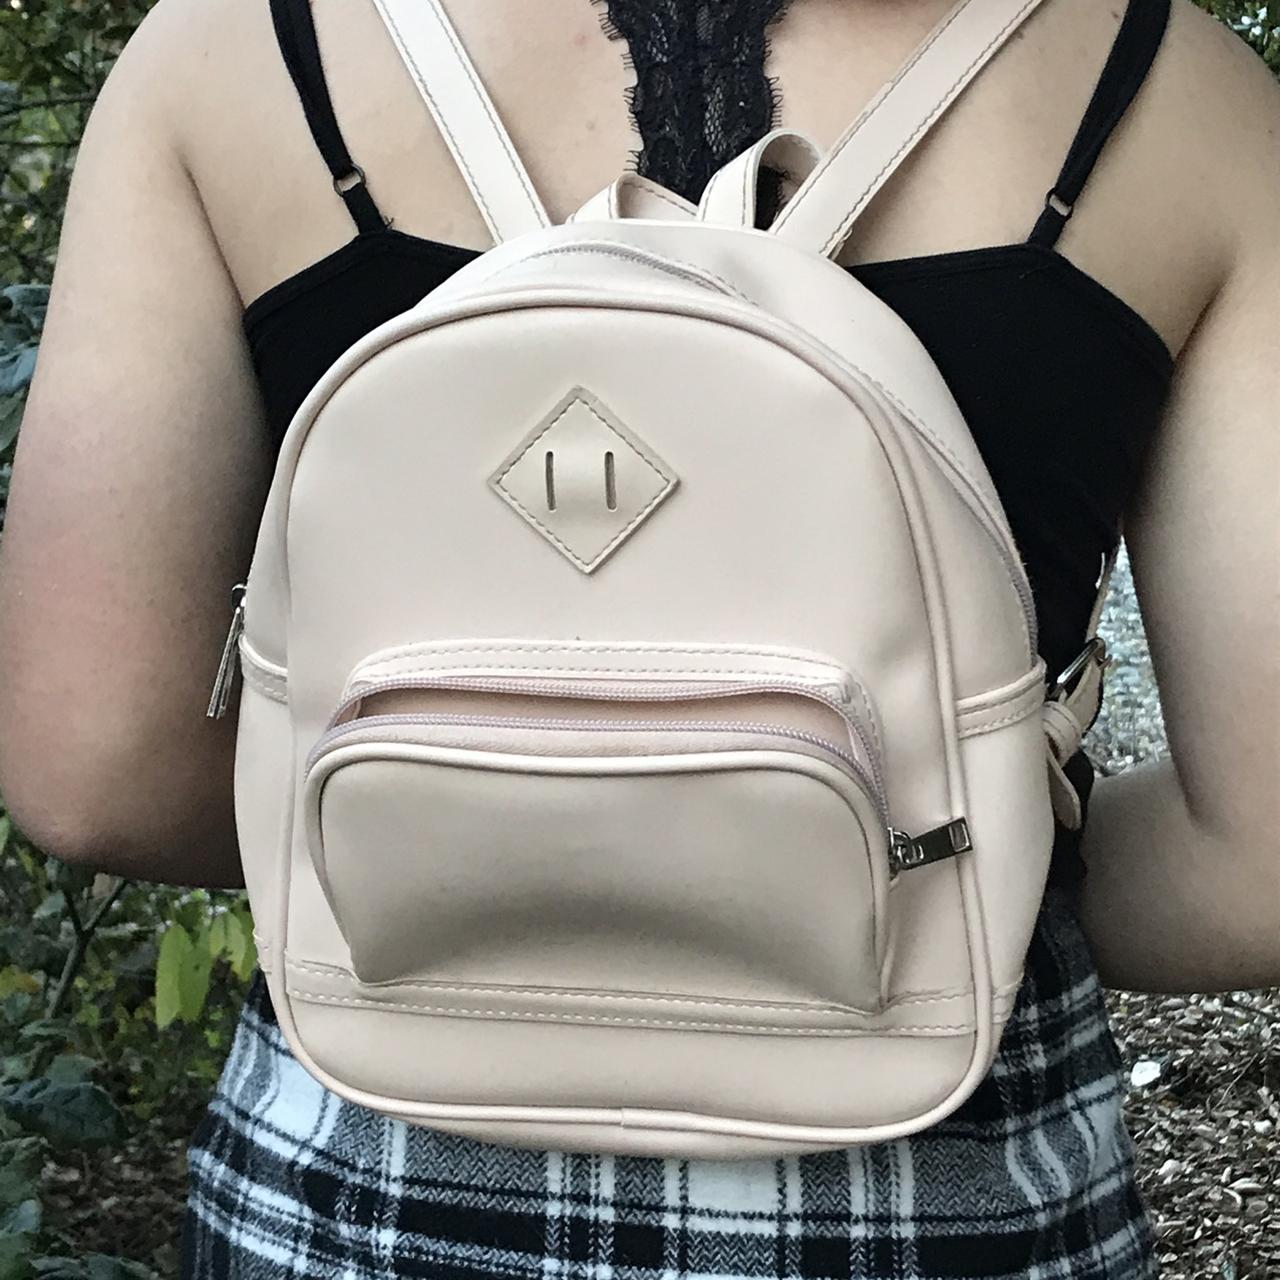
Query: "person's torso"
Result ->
[[166, 0, 1231, 878]]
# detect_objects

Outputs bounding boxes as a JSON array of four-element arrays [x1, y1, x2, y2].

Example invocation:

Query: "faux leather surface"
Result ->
[[228, 0, 1094, 1159], [488, 385, 679, 573], [698, 129, 821, 229], [234, 234, 1041, 1153], [307, 740, 886, 1005]]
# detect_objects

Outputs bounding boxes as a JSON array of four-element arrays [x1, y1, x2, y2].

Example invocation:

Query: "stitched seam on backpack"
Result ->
[[241, 661, 287, 704], [359, 640, 853, 661], [496, 393, 675, 492], [773, 0, 970, 237], [287, 959, 1006, 1012], [958, 700, 1042, 738], [355, 663, 851, 684], [955, 670, 1043, 713], [378, 6, 502, 235], [379, 3, 544, 234], [858, 372, 1032, 655], [493, 394, 675, 570], [824, 12, 1025, 254], [436, 17, 546, 226], [502, 479, 674, 572], [521, 243, 751, 302], [287, 989, 977, 1035], [285, 961, 883, 1016], [636, 183, 697, 217]]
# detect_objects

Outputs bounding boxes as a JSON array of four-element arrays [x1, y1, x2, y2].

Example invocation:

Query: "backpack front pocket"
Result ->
[[301, 657, 892, 1021]]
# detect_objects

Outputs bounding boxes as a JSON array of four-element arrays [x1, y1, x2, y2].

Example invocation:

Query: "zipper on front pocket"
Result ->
[[317, 672, 889, 827], [315, 647, 974, 880]]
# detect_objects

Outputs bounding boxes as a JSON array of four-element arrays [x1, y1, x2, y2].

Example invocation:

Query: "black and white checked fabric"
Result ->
[[183, 888, 1156, 1279]]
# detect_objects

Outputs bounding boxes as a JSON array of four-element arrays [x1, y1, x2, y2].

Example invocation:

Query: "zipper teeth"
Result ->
[[307, 712, 887, 826], [331, 674, 885, 802]]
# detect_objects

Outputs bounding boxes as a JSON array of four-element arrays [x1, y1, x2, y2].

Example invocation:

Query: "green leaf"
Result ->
[[43, 1055, 95, 1086], [0, 1078, 122, 1150], [45, 860, 94, 900], [0, 1233, 35, 1280], [179, 928, 213, 1023], [72, 1003, 99, 1031], [0, 813, 10, 855], [153, 924, 189, 1030], [0, 1194, 39, 1280], [0, 1137, 42, 1209], [85, 1257, 159, 1280], [0, 287, 48, 331], [0, 348, 36, 400], [0, 398, 22, 456], [228, 908, 257, 982], [0, 1201, 39, 1238], [0, 1239, 35, 1280], [0, 1054, 38, 1087], [172, 892, 210, 936], [31, 893, 64, 922], [0, 972, 39, 1001], [206, 913, 228, 961], [0, 996, 34, 1030], [155, 922, 212, 1025]]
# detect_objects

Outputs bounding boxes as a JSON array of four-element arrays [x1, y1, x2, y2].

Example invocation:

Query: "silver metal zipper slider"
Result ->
[[889, 817, 972, 876], [206, 583, 248, 720]]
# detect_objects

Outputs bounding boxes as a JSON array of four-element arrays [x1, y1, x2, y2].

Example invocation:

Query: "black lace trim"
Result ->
[[595, 0, 791, 205]]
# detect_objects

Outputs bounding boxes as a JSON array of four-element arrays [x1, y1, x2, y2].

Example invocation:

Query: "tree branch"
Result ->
[[45, 878, 127, 1020]]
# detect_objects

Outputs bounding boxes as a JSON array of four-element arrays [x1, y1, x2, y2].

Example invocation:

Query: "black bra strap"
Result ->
[[269, 0, 385, 234], [1028, 0, 1171, 248]]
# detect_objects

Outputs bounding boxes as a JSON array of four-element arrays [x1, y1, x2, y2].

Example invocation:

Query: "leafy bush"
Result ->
[[0, 816, 252, 1276]]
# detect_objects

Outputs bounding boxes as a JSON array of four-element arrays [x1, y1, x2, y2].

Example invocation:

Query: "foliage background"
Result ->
[[0, 0, 1276, 1275]]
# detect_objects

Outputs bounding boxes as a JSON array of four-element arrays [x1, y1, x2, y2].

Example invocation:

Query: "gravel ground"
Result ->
[[1087, 546, 1278, 1279]]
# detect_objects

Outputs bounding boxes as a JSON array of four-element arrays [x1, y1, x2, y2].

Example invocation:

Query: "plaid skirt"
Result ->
[[182, 887, 1156, 1279]]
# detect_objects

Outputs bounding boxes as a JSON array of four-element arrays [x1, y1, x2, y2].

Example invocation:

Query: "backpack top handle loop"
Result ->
[[699, 129, 821, 231]]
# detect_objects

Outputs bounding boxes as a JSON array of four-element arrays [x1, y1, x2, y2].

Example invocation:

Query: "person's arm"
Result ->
[[1074, 134, 1279, 993], [0, 9, 271, 887]]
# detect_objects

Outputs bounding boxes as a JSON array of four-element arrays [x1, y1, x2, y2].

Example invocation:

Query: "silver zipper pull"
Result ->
[[888, 818, 972, 876], [206, 584, 247, 720]]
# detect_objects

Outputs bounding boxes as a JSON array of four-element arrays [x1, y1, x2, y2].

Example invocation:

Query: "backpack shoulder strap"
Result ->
[[771, 0, 1046, 259], [371, 0, 550, 243]]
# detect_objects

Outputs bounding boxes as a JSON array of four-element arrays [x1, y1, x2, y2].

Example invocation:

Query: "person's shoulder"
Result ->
[[94, 0, 278, 131], [1137, 1, 1280, 279], [1161, 2, 1280, 191], [1167, 0, 1278, 88]]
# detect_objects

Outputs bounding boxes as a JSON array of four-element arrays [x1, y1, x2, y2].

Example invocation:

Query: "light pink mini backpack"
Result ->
[[211, 0, 1112, 1159]]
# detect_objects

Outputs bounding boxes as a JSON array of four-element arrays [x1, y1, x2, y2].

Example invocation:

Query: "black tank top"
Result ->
[[248, 0, 1173, 883]]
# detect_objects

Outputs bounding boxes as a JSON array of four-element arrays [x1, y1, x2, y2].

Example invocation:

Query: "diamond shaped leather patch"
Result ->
[[489, 387, 679, 574]]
